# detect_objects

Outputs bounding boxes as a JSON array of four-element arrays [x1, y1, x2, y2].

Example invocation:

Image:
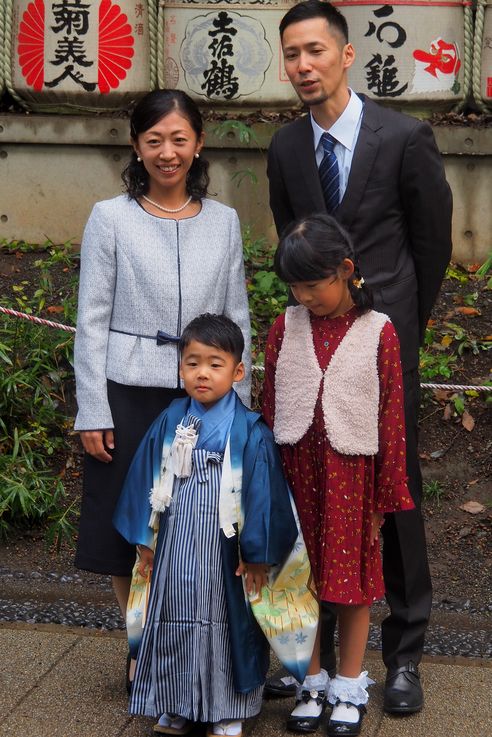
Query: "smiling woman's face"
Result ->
[[134, 110, 204, 198]]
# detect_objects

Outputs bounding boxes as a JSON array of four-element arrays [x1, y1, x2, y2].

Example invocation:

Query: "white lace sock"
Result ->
[[290, 670, 328, 718], [209, 719, 242, 736], [328, 671, 374, 706]]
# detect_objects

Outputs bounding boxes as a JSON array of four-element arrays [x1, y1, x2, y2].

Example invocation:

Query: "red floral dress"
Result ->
[[262, 307, 414, 605]]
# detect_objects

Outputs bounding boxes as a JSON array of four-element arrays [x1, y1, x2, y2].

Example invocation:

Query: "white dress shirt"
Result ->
[[311, 90, 364, 203]]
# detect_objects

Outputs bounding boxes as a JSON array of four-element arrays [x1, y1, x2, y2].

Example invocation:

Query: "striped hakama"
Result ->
[[130, 446, 263, 722]]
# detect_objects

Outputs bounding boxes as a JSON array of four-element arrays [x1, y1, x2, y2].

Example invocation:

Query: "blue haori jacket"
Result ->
[[113, 392, 298, 693]]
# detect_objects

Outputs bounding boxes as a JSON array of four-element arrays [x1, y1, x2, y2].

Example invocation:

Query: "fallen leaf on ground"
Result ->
[[455, 306, 480, 317], [46, 305, 64, 314], [430, 449, 446, 459], [461, 410, 475, 431], [443, 404, 453, 421], [460, 501, 485, 514], [467, 479, 479, 486]]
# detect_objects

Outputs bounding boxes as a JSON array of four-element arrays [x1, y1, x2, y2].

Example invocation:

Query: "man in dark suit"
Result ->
[[265, 0, 452, 719]]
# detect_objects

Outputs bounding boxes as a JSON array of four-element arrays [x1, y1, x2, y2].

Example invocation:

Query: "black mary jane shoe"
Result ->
[[286, 689, 327, 733], [326, 701, 366, 737], [383, 661, 423, 714]]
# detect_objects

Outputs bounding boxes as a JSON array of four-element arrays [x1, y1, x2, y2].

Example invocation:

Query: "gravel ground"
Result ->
[[0, 565, 490, 660]]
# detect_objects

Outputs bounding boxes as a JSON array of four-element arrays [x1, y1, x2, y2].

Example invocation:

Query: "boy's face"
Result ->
[[179, 340, 244, 408]]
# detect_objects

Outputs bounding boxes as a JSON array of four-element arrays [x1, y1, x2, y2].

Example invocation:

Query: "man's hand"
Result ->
[[236, 561, 270, 596], [80, 429, 114, 463]]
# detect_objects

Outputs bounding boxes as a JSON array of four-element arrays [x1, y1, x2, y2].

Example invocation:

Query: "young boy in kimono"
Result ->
[[113, 313, 298, 737]]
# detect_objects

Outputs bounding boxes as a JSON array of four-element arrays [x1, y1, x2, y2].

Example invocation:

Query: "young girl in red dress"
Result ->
[[262, 214, 415, 737]]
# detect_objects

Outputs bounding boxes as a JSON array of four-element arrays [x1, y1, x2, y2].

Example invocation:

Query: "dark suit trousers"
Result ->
[[320, 369, 432, 672]]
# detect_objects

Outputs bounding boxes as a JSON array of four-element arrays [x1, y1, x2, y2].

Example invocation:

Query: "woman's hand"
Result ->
[[136, 545, 154, 578], [236, 561, 270, 596], [80, 429, 114, 463], [371, 512, 385, 544]]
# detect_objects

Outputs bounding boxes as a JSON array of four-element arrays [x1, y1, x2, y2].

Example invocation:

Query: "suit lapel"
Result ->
[[294, 116, 325, 212], [337, 97, 382, 227]]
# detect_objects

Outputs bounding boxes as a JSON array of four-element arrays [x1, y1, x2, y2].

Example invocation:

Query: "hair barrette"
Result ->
[[353, 276, 365, 289]]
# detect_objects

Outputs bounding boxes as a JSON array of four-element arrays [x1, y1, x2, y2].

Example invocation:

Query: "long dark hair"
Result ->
[[274, 213, 373, 311], [122, 89, 210, 200]]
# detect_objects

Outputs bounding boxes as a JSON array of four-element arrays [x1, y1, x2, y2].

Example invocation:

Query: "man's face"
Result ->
[[281, 17, 354, 107]]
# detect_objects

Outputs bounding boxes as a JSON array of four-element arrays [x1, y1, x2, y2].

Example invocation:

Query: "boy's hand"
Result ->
[[371, 512, 385, 544], [136, 545, 154, 578], [236, 561, 270, 596]]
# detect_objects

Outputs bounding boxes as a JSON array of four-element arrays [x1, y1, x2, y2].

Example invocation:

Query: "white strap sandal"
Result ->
[[153, 713, 192, 735], [206, 719, 243, 737]]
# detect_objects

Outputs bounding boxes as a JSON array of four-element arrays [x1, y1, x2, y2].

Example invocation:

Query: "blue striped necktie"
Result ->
[[319, 132, 340, 214]]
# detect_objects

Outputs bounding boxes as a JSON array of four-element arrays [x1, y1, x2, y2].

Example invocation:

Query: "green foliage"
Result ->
[[242, 226, 287, 364], [0, 240, 79, 545], [214, 120, 262, 186], [475, 251, 492, 279], [419, 326, 457, 379], [420, 257, 492, 383], [423, 479, 445, 505]]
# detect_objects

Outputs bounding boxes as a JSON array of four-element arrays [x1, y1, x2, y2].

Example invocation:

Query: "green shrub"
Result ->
[[0, 241, 78, 546]]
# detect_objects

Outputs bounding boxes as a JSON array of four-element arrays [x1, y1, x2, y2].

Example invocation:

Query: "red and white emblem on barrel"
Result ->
[[17, 0, 135, 94]]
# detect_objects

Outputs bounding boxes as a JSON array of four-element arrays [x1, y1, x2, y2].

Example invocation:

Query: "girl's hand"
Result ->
[[80, 429, 114, 463], [136, 545, 154, 578], [371, 512, 385, 544], [236, 561, 270, 595]]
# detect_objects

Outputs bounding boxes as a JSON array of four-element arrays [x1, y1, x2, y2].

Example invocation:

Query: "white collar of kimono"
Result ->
[[149, 389, 242, 537]]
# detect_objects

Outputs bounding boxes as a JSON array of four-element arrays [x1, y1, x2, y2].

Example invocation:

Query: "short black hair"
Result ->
[[279, 0, 349, 45], [179, 314, 244, 363]]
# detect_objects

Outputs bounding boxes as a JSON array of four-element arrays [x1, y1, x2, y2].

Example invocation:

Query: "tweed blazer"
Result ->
[[74, 195, 251, 430], [267, 95, 453, 374]]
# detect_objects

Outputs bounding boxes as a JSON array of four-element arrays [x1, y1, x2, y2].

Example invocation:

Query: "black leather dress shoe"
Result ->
[[327, 702, 366, 736], [383, 662, 423, 714], [264, 670, 297, 698], [286, 689, 327, 733]]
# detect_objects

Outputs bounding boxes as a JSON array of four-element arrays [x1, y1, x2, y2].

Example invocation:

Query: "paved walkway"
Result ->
[[1, 622, 490, 737]]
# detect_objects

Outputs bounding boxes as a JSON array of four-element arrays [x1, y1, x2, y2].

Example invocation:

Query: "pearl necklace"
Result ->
[[142, 194, 192, 213]]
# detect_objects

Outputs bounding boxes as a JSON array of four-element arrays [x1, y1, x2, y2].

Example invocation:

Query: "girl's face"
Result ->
[[289, 258, 354, 318], [133, 110, 204, 197]]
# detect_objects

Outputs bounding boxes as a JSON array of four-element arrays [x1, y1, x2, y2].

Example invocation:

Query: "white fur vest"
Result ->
[[273, 306, 390, 455]]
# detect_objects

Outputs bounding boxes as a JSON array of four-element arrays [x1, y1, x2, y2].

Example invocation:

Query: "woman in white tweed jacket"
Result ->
[[73, 91, 251, 670]]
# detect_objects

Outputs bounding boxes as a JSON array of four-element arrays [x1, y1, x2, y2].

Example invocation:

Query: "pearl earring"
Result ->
[[194, 153, 200, 159], [137, 156, 142, 162]]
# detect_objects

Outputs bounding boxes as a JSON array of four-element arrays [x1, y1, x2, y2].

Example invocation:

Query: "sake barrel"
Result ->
[[476, 0, 492, 108], [1, 0, 6, 95], [335, 0, 466, 109], [5, 0, 156, 111], [159, 0, 299, 108]]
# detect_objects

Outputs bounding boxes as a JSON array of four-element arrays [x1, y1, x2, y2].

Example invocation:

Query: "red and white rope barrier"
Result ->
[[1, 305, 490, 393], [0, 305, 76, 333]]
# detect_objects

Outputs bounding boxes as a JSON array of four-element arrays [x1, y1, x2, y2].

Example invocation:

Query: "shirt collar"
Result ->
[[188, 389, 236, 451], [311, 90, 363, 151]]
